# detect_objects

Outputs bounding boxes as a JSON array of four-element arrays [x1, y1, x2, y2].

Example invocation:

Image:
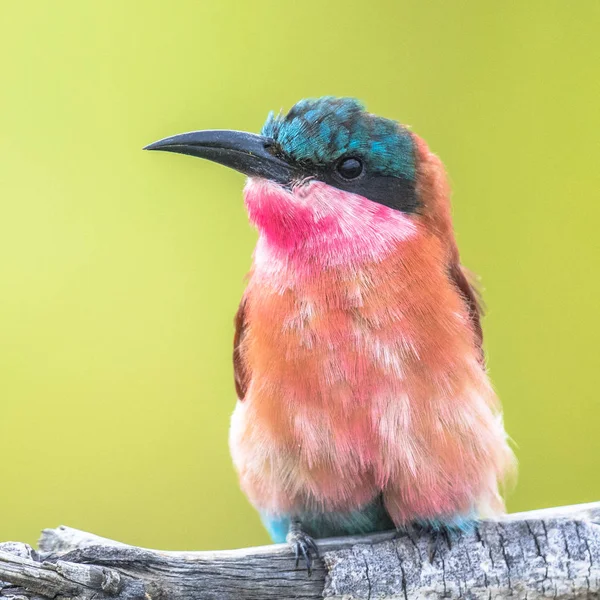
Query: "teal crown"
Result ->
[[261, 97, 415, 180]]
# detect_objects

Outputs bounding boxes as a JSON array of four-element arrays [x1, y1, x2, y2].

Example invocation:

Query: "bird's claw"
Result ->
[[429, 527, 455, 562], [394, 522, 457, 563], [287, 528, 319, 576]]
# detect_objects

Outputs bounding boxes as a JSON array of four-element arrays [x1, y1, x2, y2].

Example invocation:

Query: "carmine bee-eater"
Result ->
[[145, 97, 515, 572]]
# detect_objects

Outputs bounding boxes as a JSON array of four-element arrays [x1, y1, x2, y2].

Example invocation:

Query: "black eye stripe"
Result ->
[[336, 157, 364, 180], [275, 149, 419, 214]]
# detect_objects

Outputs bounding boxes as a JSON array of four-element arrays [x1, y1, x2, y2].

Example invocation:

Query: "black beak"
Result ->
[[144, 130, 296, 185]]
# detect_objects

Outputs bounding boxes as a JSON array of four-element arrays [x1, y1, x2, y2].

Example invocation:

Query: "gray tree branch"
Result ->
[[1, 502, 599, 600]]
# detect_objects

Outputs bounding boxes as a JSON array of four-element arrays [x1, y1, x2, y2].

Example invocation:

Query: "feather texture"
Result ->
[[229, 129, 515, 538]]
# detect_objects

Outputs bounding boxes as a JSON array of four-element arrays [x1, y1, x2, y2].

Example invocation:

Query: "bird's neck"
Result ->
[[244, 178, 418, 269]]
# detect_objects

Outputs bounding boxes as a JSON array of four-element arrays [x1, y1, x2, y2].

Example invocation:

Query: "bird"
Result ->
[[145, 96, 515, 573]]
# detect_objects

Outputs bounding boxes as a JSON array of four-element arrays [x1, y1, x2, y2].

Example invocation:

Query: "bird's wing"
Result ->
[[233, 296, 250, 400], [449, 263, 485, 361]]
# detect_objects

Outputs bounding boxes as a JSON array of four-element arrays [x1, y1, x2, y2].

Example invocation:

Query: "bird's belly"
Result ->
[[230, 283, 512, 526], [229, 389, 385, 516], [230, 353, 509, 529], [230, 300, 401, 518]]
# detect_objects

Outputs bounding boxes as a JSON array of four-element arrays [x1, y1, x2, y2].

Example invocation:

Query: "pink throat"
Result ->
[[244, 178, 417, 269]]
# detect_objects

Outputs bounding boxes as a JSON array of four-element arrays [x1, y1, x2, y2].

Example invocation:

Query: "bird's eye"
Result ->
[[336, 157, 364, 180]]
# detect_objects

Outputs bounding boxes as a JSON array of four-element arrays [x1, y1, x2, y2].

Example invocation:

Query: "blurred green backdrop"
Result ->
[[1, 0, 598, 549]]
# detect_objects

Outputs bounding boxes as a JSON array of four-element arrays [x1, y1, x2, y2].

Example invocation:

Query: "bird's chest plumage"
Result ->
[[230, 280, 394, 514], [246, 273, 397, 410], [228, 244, 503, 518]]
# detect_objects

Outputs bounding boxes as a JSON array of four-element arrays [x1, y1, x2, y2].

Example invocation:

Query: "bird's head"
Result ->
[[146, 97, 454, 266]]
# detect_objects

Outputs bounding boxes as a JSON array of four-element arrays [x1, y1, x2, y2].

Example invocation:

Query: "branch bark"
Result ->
[[1, 502, 599, 600]]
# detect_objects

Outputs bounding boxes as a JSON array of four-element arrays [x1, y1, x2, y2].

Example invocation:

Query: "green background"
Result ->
[[1, 1, 598, 549]]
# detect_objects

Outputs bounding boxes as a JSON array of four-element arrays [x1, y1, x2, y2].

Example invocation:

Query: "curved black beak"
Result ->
[[144, 130, 296, 185]]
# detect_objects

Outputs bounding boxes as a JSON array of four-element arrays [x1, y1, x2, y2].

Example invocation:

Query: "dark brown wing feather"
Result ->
[[449, 263, 485, 362], [233, 297, 250, 400]]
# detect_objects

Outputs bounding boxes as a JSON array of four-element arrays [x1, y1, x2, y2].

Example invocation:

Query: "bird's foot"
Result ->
[[286, 521, 320, 576], [428, 526, 455, 562], [394, 521, 462, 562]]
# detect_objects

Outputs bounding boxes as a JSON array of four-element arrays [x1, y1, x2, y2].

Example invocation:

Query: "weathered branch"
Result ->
[[1, 502, 599, 600]]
